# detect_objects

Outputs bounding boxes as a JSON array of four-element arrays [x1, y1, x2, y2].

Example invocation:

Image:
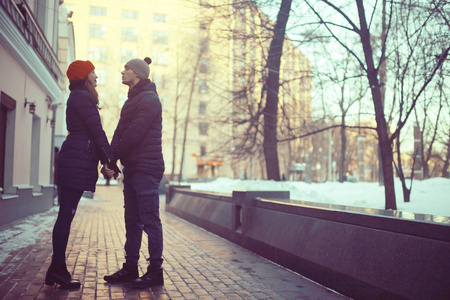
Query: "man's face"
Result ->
[[121, 65, 139, 86]]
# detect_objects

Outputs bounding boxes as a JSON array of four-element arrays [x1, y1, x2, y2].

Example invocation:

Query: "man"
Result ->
[[103, 57, 165, 288]]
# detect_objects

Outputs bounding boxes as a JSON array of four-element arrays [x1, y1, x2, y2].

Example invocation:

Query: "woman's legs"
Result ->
[[52, 186, 83, 262], [46, 186, 83, 289]]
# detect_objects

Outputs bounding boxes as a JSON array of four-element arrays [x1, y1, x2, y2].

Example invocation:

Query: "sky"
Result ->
[[1, 177, 448, 266]]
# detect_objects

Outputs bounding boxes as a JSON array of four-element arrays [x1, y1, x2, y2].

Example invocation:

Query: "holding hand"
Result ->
[[101, 164, 115, 179], [107, 161, 121, 178]]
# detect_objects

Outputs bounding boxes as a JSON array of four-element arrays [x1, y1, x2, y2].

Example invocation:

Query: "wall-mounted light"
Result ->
[[45, 96, 52, 109], [24, 98, 36, 114], [47, 116, 55, 128]]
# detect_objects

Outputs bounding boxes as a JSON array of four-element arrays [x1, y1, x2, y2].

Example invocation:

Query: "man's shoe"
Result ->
[[132, 267, 164, 288], [104, 263, 139, 283]]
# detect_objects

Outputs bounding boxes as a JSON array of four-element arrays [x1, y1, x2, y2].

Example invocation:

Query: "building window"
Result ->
[[97, 69, 106, 85], [153, 30, 168, 45], [153, 74, 166, 89], [199, 59, 209, 73], [121, 49, 138, 63], [199, 80, 209, 94], [90, 6, 107, 16], [199, 122, 209, 135], [122, 10, 138, 19], [152, 52, 169, 66], [153, 13, 167, 22], [200, 36, 209, 51], [89, 24, 106, 39], [199, 101, 208, 114], [122, 27, 138, 42], [200, 145, 207, 156], [88, 47, 106, 62]]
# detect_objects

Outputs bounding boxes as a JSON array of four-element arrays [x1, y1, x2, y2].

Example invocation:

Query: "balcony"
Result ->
[[0, 0, 64, 85]]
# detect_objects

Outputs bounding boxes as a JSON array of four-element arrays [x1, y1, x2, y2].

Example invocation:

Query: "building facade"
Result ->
[[0, 0, 74, 225]]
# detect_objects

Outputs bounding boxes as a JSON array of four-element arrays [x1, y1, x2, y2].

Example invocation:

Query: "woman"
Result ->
[[45, 60, 118, 289]]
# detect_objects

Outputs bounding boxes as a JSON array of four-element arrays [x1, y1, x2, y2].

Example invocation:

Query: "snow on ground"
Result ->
[[0, 197, 93, 267], [189, 177, 450, 217]]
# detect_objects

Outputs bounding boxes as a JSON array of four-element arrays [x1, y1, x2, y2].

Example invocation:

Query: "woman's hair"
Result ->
[[84, 77, 99, 107]]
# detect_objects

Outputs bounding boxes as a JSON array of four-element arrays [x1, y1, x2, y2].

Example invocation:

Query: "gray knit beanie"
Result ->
[[125, 57, 152, 79]]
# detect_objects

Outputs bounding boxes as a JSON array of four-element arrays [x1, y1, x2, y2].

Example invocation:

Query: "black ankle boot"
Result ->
[[45, 261, 81, 289], [104, 263, 139, 283], [132, 266, 164, 288]]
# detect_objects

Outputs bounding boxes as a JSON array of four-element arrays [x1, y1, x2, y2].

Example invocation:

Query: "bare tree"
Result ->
[[177, 37, 209, 183], [301, 0, 396, 208], [169, 48, 192, 181], [322, 52, 368, 182], [415, 65, 447, 179], [263, 0, 293, 181], [193, 0, 312, 180], [388, 0, 450, 202], [302, 0, 449, 209]]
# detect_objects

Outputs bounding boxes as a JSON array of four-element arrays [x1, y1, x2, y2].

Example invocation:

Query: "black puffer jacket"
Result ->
[[57, 81, 114, 192], [111, 79, 165, 179]]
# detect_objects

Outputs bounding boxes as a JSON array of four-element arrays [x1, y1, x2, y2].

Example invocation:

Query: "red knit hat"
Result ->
[[66, 60, 95, 82]]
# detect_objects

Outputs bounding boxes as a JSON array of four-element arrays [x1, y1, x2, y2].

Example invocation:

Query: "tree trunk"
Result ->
[[442, 134, 450, 178], [356, 0, 396, 209], [422, 89, 444, 179], [338, 117, 346, 182], [395, 133, 411, 202], [170, 61, 182, 181], [170, 107, 178, 181], [263, 0, 292, 181], [178, 56, 201, 183]]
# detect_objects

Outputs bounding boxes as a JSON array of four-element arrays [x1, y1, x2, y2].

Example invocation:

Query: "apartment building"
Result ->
[[0, 0, 74, 225]]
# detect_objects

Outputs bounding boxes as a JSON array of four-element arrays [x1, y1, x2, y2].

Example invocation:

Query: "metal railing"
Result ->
[[1, 0, 64, 84]]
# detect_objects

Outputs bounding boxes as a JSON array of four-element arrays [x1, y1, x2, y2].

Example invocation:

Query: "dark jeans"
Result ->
[[123, 172, 163, 269], [52, 186, 83, 262]]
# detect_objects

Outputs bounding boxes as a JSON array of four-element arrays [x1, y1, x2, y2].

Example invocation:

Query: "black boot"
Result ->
[[45, 261, 81, 289], [132, 266, 164, 288], [104, 263, 139, 283]]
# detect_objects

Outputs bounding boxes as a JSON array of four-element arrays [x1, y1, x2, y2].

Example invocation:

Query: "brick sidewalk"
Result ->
[[0, 185, 347, 300]]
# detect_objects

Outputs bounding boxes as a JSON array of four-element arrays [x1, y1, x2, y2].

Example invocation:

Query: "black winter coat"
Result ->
[[57, 81, 114, 192], [111, 79, 165, 179]]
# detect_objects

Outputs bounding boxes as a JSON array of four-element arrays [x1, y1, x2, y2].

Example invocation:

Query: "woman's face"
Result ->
[[86, 70, 98, 87]]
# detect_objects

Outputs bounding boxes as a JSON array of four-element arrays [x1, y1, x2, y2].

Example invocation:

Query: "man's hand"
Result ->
[[101, 164, 115, 179], [107, 161, 121, 179]]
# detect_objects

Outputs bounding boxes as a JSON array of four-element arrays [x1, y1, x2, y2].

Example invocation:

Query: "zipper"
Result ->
[[86, 140, 91, 159], [101, 146, 111, 163]]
